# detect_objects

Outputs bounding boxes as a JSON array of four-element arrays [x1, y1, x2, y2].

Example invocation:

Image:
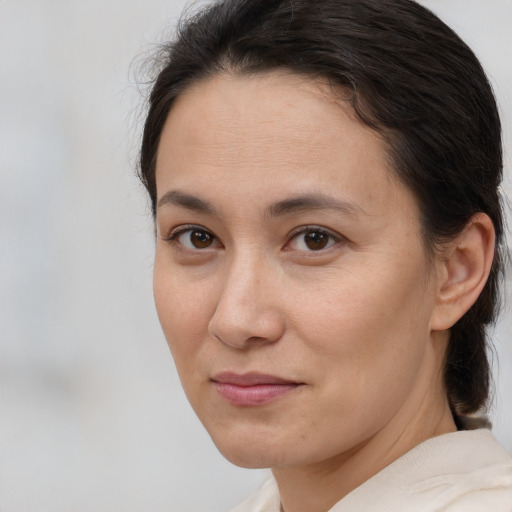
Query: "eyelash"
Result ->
[[163, 224, 343, 253], [163, 224, 221, 250], [286, 225, 342, 252]]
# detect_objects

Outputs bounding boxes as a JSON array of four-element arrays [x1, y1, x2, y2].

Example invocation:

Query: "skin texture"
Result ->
[[153, 72, 494, 512]]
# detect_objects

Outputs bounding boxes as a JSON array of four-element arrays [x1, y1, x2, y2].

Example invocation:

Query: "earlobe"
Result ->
[[431, 213, 496, 331]]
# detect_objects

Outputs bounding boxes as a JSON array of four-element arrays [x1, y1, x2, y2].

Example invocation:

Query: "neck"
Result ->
[[273, 335, 457, 512]]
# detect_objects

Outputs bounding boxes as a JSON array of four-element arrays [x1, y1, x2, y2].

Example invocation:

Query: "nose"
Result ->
[[208, 254, 285, 349]]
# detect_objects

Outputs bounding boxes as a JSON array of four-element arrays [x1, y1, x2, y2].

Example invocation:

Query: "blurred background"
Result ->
[[0, 1, 510, 511]]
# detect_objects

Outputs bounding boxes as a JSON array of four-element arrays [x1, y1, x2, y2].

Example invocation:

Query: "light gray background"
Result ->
[[0, 1, 510, 511]]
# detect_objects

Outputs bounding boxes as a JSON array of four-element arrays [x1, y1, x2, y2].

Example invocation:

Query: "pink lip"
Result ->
[[212, 372, 302, 406]]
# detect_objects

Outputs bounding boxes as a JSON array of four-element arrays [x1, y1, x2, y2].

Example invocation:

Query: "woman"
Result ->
[[138, 0, 512, 510]]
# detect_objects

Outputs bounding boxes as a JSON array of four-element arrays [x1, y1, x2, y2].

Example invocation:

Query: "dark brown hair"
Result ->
[[139, 0, 504, 422]]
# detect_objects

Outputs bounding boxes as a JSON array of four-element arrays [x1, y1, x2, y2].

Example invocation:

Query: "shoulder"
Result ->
[[334, 429, 512, 512], [229, 476, 281, 512], [230, 430, 512, 512]]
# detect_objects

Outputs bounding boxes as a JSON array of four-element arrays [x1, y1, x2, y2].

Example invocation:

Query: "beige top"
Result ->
[[230, 429, 512, 512]]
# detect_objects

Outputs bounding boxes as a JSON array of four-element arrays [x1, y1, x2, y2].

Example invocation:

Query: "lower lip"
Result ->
[[213, 382, 300, 406]]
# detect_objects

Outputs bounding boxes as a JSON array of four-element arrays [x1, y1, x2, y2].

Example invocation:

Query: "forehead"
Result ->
[[155, 71, 414, 218]]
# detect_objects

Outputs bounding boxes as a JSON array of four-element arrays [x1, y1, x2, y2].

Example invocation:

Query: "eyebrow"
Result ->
[[157, 190, 217, 215], [157, 190, 366, 218], [265, 193, 366, 218]]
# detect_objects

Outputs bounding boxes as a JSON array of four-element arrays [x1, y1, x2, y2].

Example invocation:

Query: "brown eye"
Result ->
[[171, 228, 218, 250], [188, 229, 214, 249], [304, 231, 330, 250], [184, 229, 213, 249], [288, 227, 339, 252]]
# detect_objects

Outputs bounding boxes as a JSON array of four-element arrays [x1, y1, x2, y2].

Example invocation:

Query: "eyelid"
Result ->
[[162, 224, 222, 248], [162, 224, 203, 241], [161, 223, 345, 252], [285, 225, 345, 251]]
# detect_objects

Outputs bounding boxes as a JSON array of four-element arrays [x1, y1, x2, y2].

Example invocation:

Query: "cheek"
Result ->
[[294, 254, 434, 390], [153, 262, 214, 362]]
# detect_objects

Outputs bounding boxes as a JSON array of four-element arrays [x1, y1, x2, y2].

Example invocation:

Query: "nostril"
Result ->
[[208, 305, 285, 349], [207, 262, 285, 348]]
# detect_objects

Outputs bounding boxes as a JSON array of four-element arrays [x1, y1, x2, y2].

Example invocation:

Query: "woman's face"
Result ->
[[153, 72, 442, 469]]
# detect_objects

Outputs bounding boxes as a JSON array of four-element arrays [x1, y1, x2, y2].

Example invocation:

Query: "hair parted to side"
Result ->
[[139, 0, 505, 423]]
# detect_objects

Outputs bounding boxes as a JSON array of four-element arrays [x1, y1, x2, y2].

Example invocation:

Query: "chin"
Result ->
[[207, 427, 292, 469], [211, 437, 276, 469], [222, 451, 275, 469]]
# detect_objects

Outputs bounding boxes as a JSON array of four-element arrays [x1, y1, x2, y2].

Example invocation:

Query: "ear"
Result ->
[[431, 213, 496, 331]]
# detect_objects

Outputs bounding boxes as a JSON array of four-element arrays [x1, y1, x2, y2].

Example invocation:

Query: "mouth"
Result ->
[[211, 372, 303, 406]]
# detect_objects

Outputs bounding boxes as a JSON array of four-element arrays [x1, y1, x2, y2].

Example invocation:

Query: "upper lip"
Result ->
[[211, 372, 300, 386]]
